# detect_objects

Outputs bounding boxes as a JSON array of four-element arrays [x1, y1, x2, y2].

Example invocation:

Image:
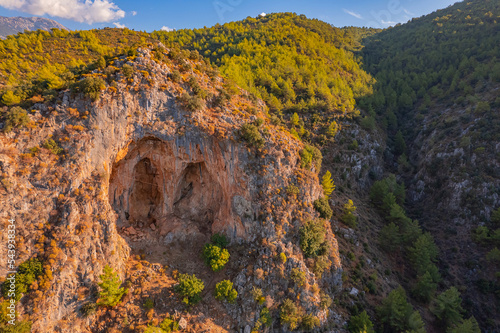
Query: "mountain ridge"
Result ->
[[0, 16, 68, 39]]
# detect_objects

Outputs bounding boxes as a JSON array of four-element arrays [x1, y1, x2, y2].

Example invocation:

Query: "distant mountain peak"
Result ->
[[0, 16, 68, 39]]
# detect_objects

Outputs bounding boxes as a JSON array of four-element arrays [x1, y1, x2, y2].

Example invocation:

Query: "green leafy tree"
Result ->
[[300, 219, 328, 258], [175, 273, 204, 306], [214, 280, 237, 303], [313, 197, 333, 219], [3, 106, 30, 133], [240, 123, 265, 149], [301, 314, 320, 331], [97, 265, 128, 307], [280, 299, 302, 330], [299, 145, 322, 170], [77, 77, 106, 101], [291, 112, 300, 126], [378, 286, 413, 332], [447, 317, 480, 333], [408, 232, 439, 275], [327, 121, 339, 137], [413, 270, 437, 303], [394, 131, 407, 156], [341, 199, 357, 228], [202, 244, 230, 272], [348, 310, 374, 333], [431, 287, 464, 327], [321, 171, 335, 198], [407, 310, 426, 333], [379, 222, 401, 252], [1, 90, 21, 106]]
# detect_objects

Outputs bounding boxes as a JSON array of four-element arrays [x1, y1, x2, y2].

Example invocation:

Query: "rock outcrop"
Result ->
[[0, 45, 342, 332]]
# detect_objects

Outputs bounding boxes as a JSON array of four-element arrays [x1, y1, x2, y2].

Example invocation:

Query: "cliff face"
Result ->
[[0, 46, 342, 332]]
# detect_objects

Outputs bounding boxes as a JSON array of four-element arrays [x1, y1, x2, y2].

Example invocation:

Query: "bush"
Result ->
[[122, 64, 134, 78], [1, 258, 43, 301], [240, 123, 265, 148], [143, 298, 154, 309], [313, 197, 333, 219], [97, 265, 128, 307], [1, 90, 21, 106], [80, 302, 97, 317], [319, 291, 332, 310], [279, 252, 287, 264], [175, 273, 204, 306], [300, 220, 328, 258], [280, 299, 302, 330], [202, 244, 229, 272], [302, 314, 319, 331], [158, 316, 180, 332], [3, 106, 30, 133], [42, 138, 64, 155], [286, 184, 300, 196], [260, 307, 272, 327], [178, 93, 203, 112], [290, 268, 306, 287], [349, 310, 374, 333], [169, 69, 182, 82], [214, 280, 238, 303], [77, 77, 106, 101], [211, 233, 229, 248], [299, 144, 322, 170]]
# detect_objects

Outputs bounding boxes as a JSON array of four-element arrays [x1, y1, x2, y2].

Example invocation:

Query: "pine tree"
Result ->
[[291, 112, 300, 126], [378, 286, 413, 331], [321, 171, 335, 198], [97, 265, 128, 307], [431, 287, 464, 327]]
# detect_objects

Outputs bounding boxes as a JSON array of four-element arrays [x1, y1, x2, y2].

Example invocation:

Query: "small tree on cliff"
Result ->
[[321, 171, 335, 198], [97, 265, 128, 307]]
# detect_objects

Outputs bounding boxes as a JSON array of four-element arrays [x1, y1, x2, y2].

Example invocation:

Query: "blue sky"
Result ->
[[0, 0, 460, 32]]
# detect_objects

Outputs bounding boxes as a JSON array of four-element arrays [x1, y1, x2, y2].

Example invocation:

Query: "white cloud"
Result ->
[[160, 26, 173, 32], [131, 10, 137, 16], [381, 20, 398, 25], [0, 0, 125, 24], [259, 12, 266, 17], [343, 8, 363, 20], [113, 22, 126, 28]]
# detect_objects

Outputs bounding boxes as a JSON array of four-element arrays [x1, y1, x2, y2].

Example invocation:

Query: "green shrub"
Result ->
[[214, 280, 238, 303], [80, 302, 97, 317], [348, 139, 359, 150], [3, 106, 30, 133], [178, 93, 203, 112], [42, 138, 64, 155], [76, 77, 106, 101], [202, 244, 229, 272], [240, 123, 265, 148], [279, 252, 287, 264], [1, 90, 22, 106], [97, 265, 128, 307], [349, 310, 374, 333], [319, 291, 332, 310], [286, 184, 300, 196], [280, 299, 302, 330], [290, 268, 306, 287], [169, 69, 181, 82], [122, 64, 134, 78], [214, 88, 230, 106], [302, 314, 320, 331], [313, 197, 333, 219], [430, 287, 464, 327], [300, 220, 328, 258], [260, 307, 272, 327], [299, 145, 322, 170], [211, 233, 229, 248], [143, 298, 154, 309], [175, 273, 204, 306], [158, 315, 180, 332], [1, 258, 43, 301]]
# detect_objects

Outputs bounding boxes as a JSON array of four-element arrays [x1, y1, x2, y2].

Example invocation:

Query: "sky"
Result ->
[[0, 0, 461, 32]]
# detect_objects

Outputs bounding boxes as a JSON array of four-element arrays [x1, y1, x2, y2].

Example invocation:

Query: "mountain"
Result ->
[[0, 16, 68, 39]]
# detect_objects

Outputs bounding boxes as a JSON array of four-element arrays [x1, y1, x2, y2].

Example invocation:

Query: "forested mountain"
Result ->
[[360, 0, 500, 330], [0, 1, 499, 332]]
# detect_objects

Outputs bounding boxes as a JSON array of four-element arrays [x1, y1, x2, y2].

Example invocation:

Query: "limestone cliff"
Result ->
[[0, 46, 342, 332]]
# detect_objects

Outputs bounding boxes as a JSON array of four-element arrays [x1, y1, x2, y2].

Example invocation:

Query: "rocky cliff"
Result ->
[[0, 45, 343, 332]]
